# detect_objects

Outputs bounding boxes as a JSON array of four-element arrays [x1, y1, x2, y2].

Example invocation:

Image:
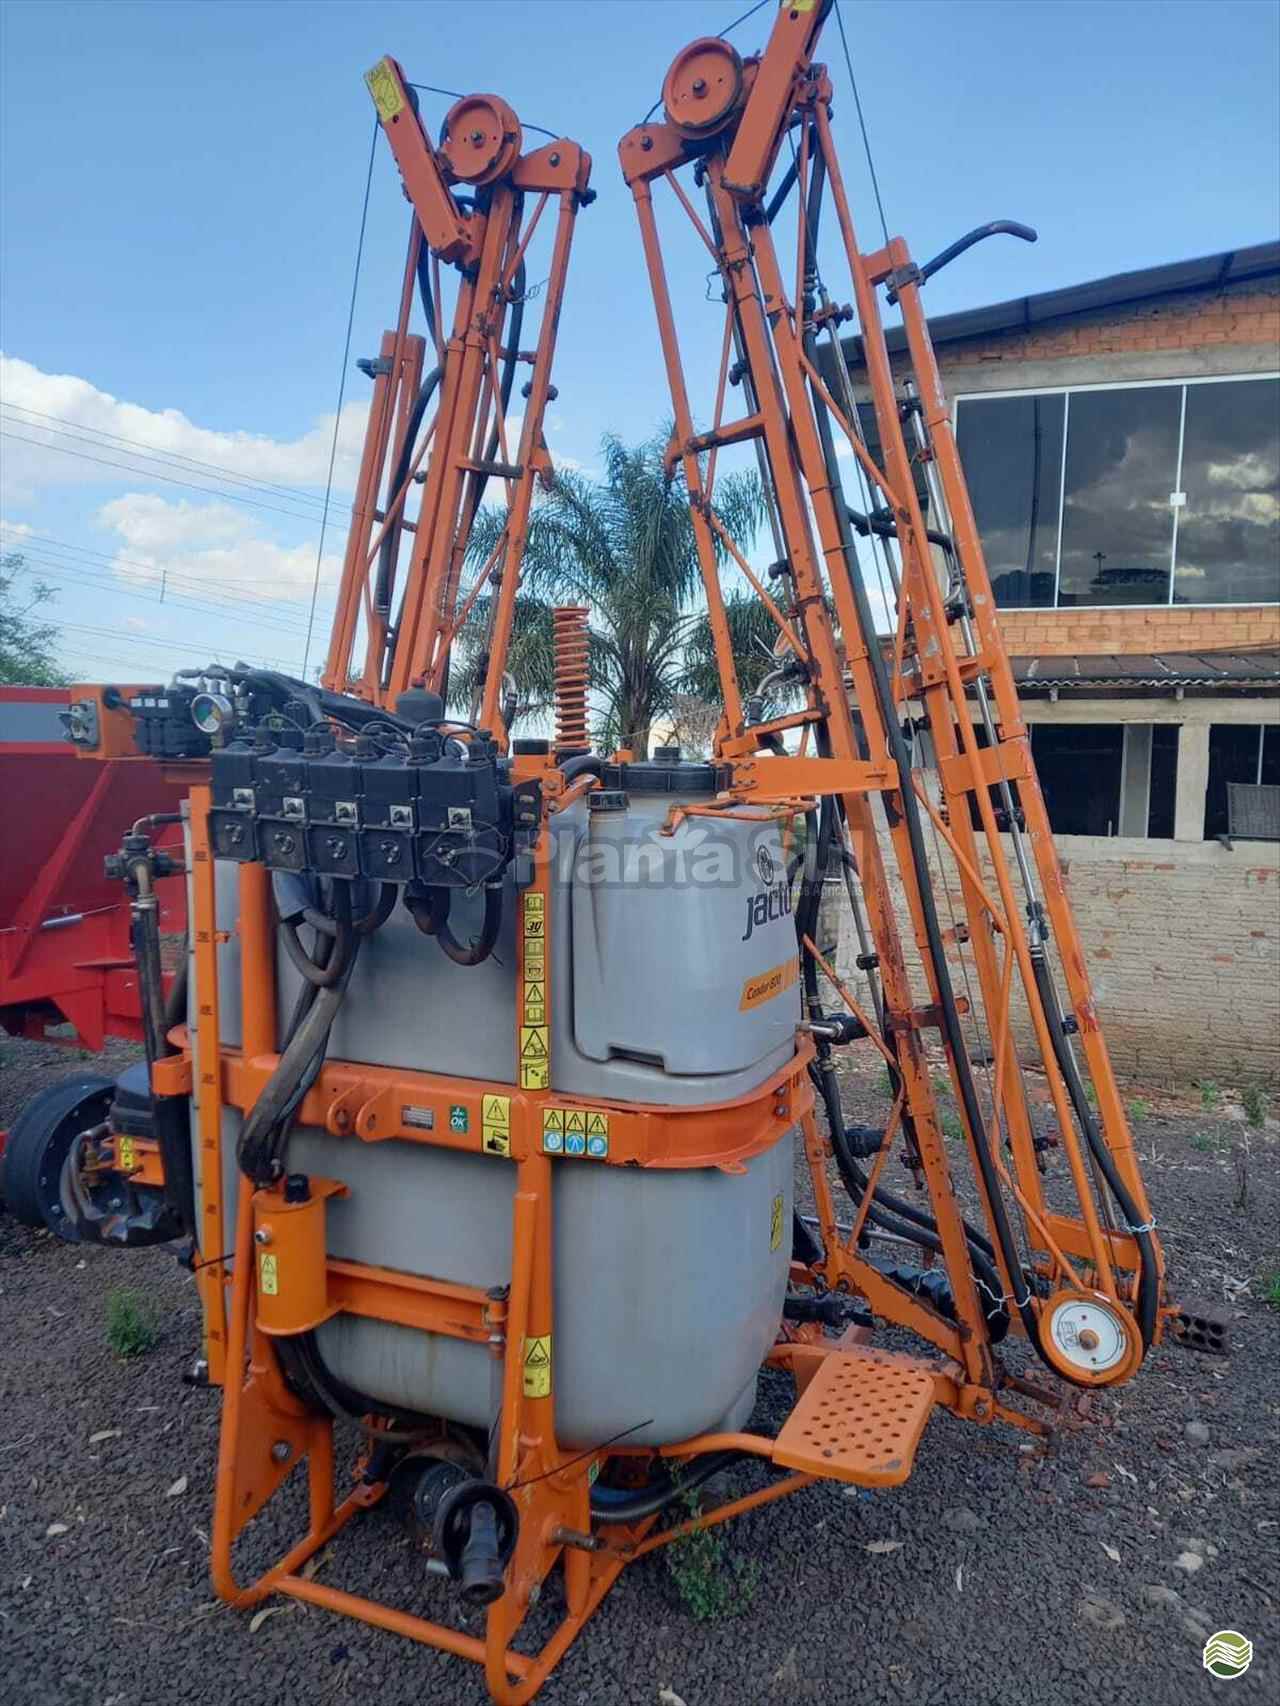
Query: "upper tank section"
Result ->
[[568, 753, 799, 1077]]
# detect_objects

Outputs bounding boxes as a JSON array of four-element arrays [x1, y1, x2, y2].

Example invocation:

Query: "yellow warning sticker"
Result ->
[[482, 1127, 511, 1158], [564, 1109, 586, 1135], [259, 1252, 279, 1296], [523, 893, 545, 915], [364, 59, 405, 122], [117, 1135, 137, 1172], [523, 1333, 552, 1399], [521, 1059, 549, 1090], [482, 1093, 510, 1129], [520, 1025, 548, 1059], [586, 1112, 609, 1137], [770, 1193, 785, 1253], [543, 1108, 564, 1133]]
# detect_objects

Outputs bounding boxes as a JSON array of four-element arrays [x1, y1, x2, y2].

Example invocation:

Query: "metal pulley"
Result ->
[[440, 93, 523, 184], [661, 38, 745, 138]]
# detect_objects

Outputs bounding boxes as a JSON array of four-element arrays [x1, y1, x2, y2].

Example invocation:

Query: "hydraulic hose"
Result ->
[[798, 149, 1048, 1363], [589, 1451, 750, 1525], [405, 883, 504, 968], [1029, 949, 1158, 1348], [374, 365, 443, 616]]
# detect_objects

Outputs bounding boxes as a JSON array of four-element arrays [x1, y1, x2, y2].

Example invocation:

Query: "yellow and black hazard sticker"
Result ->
[[481, 1092, 511, 1158], [522, 1333, 552, 1399], [117, 1135, 137, 1172], [542, 1106, 609, 1159], [520, 1024, 549, 1090], [522, 893, 545, 939], [740, 958, 799, 1012], [259, 1252, 279, 1296], [770, 1193, 785, 1253], [523, 980, 546, 1025], [364, 58, 405, 122]]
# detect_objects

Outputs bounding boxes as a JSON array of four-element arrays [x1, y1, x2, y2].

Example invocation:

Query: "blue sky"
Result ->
[[2, 0, 1277, 682]]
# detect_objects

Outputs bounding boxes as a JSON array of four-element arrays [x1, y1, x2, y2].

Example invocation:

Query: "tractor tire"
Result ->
[[2, 1075, 115, 1238]]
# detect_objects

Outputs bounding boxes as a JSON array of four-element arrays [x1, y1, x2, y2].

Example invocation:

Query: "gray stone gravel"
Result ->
[[2, 1035, 1277, 1706]]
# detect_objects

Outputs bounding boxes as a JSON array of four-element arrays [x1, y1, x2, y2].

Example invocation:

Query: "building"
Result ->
[[835, 242, 1280, 1086]]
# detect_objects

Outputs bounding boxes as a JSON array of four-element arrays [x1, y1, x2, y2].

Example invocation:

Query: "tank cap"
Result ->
[[588, 789, 628, 813], [394, 687, 446, 726]]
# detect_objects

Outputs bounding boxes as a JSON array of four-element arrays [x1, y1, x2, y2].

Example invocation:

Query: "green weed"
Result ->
[[1197, 1079, 1222, 1111], [1261, 1270, 1280, 1311], [1129, 1097, 1151, 1122], [1242, 1085, 1268, 1127], [105, 1287, 161, 1358], [665, 1475, 759, 1622]]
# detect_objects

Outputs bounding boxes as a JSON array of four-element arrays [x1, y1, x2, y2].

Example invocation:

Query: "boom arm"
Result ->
[[325, 58, 593, 738], [621, 2, 1166, 1394]]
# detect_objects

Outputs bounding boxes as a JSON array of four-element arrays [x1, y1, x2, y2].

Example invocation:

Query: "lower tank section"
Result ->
[[222, 1115, 792, 1447]]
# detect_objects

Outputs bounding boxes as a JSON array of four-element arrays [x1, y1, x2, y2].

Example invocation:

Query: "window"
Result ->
[[955, 376, 1280, 609], [1205, 724, 1280, 840], [1058, 386, 1182, 606], [954, 394, 1063, 607], [1031, 724, 1123, 836], [1030, 721, 1179, 837], [1175, 380, 1280, 605]]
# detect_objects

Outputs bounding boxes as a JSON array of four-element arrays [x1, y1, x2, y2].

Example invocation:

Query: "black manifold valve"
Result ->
[[208, 706, 540, 893]]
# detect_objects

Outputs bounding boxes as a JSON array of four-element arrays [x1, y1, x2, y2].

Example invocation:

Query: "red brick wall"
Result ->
[[995, 604, 1280, 657], [942, 282, 1280, 371]]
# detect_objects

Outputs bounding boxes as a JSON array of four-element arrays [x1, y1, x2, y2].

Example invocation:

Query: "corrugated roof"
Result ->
[[838, 241, 1280, 365], [1011, 650, 1280, 691]]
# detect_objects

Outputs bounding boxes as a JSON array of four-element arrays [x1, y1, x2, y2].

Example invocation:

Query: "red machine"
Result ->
[[0, 686, 185, 1051]]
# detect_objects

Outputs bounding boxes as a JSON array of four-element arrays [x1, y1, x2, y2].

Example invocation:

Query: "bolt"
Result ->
[[1077, 1328, 1100, 1351], [549, 151, 560, 166], [470, 129, 484, 145], [640, 133, 653, 151], [692, 78, 707, 95], [254, 1227, 272, 1245], [271, 1440, 291, 1463]]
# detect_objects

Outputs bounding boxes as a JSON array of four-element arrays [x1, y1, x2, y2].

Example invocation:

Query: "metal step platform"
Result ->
[[773, 1350, 937, 1487]]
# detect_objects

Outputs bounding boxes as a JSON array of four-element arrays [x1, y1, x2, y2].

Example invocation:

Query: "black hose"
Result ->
[[405, 883, 503, 968], [589, 1451, 749, 1525], [799, 148, 1048, 1363], [560, 752, 605, 783], [373, 365, 442, 616], [281, 916, 352, 988], [1029, 950, 1158, 1348]]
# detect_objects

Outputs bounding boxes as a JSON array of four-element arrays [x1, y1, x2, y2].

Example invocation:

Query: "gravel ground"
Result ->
[[2, 1033, 1277, 1706]]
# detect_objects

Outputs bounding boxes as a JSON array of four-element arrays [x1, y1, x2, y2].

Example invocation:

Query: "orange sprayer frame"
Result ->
[[136, 18, 1174, 1706]]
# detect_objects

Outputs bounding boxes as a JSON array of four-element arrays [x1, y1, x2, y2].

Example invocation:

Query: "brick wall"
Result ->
[[996, 603, 1280, 657], [836, 834, 1280, 1090], [941, 282, 1280, 372]]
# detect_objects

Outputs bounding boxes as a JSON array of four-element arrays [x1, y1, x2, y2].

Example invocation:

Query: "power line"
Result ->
[[304, 114, 377, 680], [0, 524, 335, 595], [0, 530, 333, 633], [0, 401, 340, 513], [55, 619, 295, 672], [0, 429, 338, 526], [833, 0, 890, 249]]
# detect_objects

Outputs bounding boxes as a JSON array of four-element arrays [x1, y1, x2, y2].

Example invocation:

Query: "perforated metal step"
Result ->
[[773, 1349, 936, 1487]]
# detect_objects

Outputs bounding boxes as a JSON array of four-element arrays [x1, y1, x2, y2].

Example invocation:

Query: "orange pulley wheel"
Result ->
[[662, 38, 744, 138], [440, 93, 523, 185], [1040, 1288, 1143, 1387]]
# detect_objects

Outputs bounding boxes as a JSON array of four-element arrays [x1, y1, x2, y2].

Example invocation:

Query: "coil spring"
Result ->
[[552, 605, 590, 751]]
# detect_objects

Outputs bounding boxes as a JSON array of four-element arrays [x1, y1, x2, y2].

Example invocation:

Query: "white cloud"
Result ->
[[98, 492, 342, 604], [0, 354, 368, 501]]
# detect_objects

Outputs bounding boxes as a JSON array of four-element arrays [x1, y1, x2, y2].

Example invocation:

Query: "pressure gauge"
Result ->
[[190, 690, 235, 738]]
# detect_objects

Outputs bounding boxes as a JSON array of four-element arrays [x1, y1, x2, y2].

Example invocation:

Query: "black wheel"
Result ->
[[2, 1075, 114, 1238]]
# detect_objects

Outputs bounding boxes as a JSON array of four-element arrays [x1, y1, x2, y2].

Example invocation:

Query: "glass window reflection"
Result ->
[[1058, 386, 1181, 606], [956, 394, 1064, 608], [1175, 378, 1280, 605]]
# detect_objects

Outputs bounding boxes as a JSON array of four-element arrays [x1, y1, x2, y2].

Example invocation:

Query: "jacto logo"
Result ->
[[1203, 1630, 1253, 1679]]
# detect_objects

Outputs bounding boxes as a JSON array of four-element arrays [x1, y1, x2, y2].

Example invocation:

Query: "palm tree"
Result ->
[[453, 432, 770, 754]]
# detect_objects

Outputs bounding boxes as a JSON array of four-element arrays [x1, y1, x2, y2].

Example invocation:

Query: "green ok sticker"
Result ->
[[449, 1105, 469, 1133]]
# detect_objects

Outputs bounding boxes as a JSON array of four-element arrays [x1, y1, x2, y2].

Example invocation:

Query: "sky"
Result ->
[[1, 0, 1278, 685]]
